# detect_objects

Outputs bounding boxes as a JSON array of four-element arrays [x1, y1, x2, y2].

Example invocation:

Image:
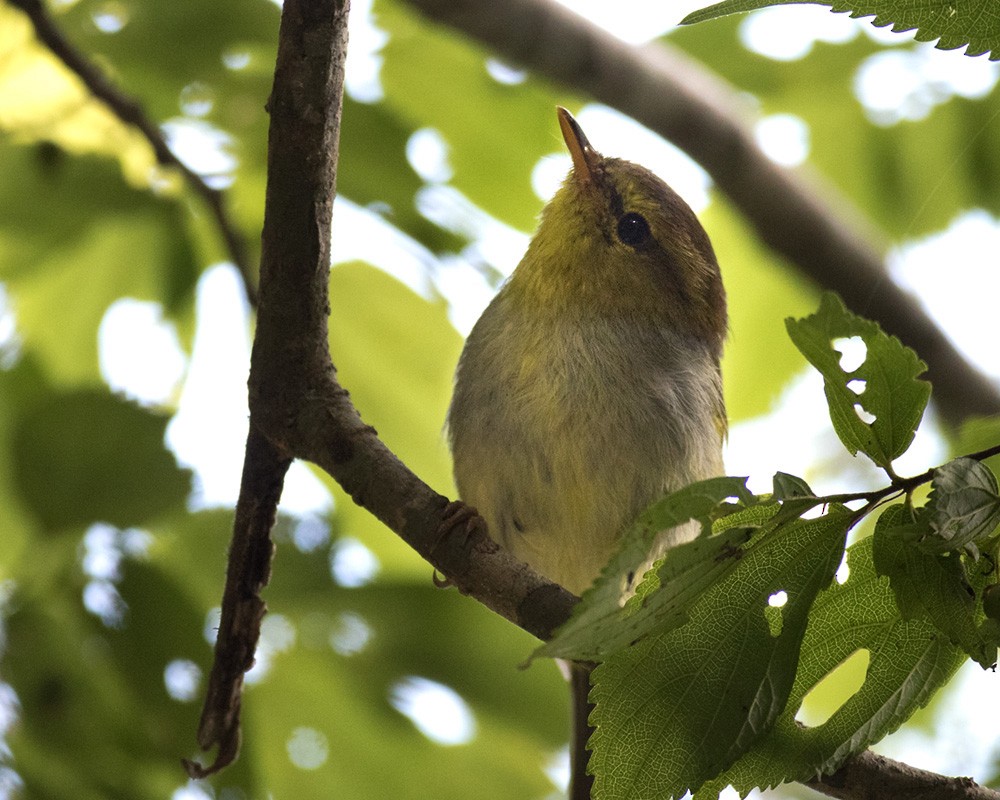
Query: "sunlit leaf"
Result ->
[[698, 536, 968, 796], [534, 477, 754, 662], [589, 510, 851, 799], [786, 292, 930, 470]]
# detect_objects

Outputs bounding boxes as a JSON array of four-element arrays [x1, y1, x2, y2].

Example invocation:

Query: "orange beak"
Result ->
[[557, 107, 600, 186]]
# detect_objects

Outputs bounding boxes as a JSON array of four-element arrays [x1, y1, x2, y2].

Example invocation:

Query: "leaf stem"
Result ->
[[810, 441, 1000, 509]]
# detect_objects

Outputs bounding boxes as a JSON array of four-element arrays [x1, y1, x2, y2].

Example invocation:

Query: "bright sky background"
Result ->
[[75, 2, 1000, 796]]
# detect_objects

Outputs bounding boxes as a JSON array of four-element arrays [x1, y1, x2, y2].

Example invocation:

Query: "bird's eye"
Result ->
[[616, 212, 651, 247]]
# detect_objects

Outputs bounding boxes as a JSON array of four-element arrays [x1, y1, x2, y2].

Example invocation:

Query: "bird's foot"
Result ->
[[432, 500, 487, 588]]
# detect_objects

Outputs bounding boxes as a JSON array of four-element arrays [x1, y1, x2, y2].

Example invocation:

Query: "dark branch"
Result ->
[[184, 0, 576, 776], [808, 749, 1000, 800], [239, 0, 576, 646], [403, 0, 1000, 427], [8, 0, 258, 306], [182, 0, 353, 775], [183, 427, 289, 778]]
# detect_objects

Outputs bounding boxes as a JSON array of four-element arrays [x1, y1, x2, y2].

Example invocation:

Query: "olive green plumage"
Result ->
[[447, 108, 727, 596]]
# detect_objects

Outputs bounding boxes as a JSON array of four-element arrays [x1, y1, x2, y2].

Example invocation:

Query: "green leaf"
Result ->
[[533, 477, 753, 662], [699, 536, 968, 796], [11, 389, 192, 533], [873, 504, 993, 667], [588, 510, 851, 799], [681, 0, 1000, 60], [785, 293, 930, 470], [922, 457, 1000, 556], [5, 504, 571, 800], [773, 471, 814, 499]]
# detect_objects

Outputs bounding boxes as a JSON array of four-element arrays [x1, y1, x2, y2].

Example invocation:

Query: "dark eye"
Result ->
[[616, 212, 651, 247]]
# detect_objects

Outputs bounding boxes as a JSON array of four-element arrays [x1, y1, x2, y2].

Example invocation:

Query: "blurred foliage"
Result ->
[[0, 0, 998, 796]]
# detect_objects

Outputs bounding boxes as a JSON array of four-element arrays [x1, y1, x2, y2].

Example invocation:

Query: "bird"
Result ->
[[446, 107, 727, 799]]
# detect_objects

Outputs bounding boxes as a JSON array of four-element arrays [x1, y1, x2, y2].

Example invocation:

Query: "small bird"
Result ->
[[446, 108, 727, 798]]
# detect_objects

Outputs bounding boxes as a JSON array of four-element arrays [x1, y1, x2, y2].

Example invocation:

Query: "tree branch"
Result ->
[[184, 0, 576, 776], [7, 0, 258, 306], [403, 0, 1000, 427], [183, 426, 289, 778], [808, 749, 1000, 800]]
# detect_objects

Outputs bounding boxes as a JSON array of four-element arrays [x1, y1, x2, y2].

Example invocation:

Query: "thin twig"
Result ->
[[8, 0, 258, 306], [183, 426, 290, 778], [814, 440, 1000, 507]]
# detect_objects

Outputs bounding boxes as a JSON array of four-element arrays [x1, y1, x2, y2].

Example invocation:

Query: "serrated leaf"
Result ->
[[785, 293, 930, 470], [922, 457, 1000, 555], [647, 476, 757, 539], [588, 510, 851, 799], [542, 527, 756, 665], [698, 536, 967, 797], [873, 504, 993, 667], [532, 477, 753, 663], [681, 0, 1000, 61]]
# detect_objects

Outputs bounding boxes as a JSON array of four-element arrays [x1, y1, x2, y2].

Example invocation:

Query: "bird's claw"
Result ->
[[432, 500, 486, 588]]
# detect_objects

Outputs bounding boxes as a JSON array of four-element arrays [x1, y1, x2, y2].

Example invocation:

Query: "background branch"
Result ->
[[8, 0, 258, 306], [404, 0, 1000, 427]]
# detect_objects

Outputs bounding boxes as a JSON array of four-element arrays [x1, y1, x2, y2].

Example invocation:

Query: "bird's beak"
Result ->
[[557, 107, 600, 186]]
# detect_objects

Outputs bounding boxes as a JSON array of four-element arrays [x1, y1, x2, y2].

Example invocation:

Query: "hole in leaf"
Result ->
[[846, 379, 866, 395], [833, 336, 867, 372], [795, 648, 870, 727], [853, 403, 877, 424], [764, 591, 788, 637]]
